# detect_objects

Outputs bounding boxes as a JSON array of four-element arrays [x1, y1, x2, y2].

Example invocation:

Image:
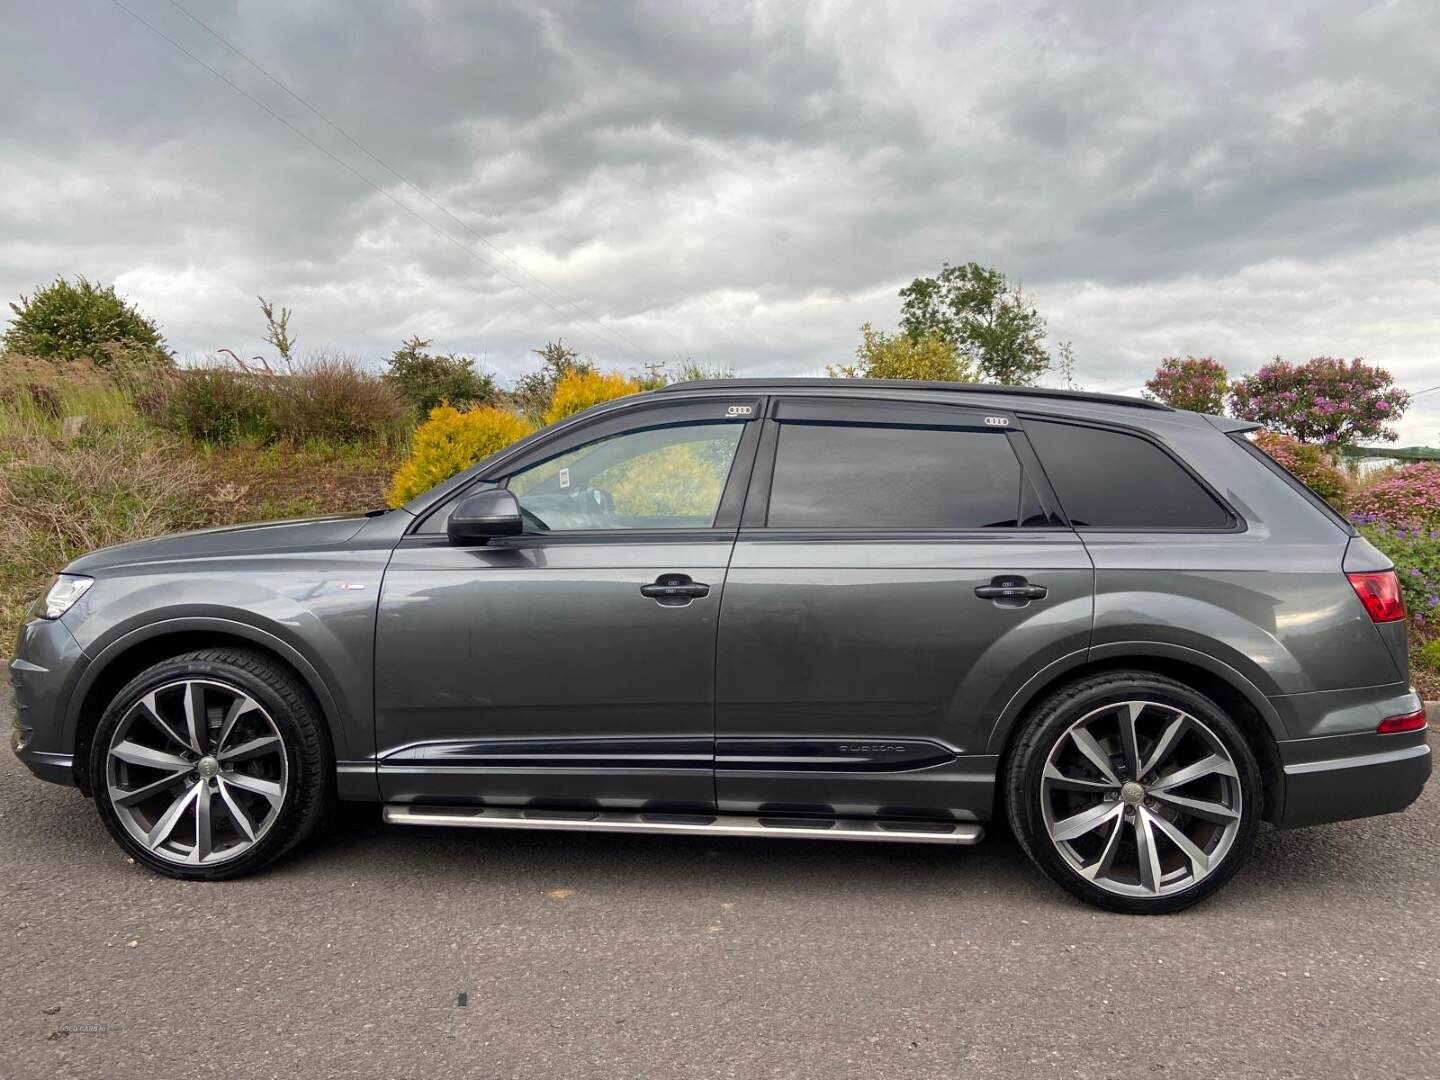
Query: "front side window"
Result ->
[[1023, 419, 1233, 529], [506, 422, 743, 531], [766, 422, 1040, 529]]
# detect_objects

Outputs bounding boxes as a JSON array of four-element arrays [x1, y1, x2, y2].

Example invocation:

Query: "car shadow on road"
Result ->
[[291, 795, 1434, 912], [300, 800, 1055, 901]]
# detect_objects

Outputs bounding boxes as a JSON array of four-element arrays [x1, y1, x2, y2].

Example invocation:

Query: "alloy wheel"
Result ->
[[1039, 700, 1242, 898], [105, 678, 289, 866]]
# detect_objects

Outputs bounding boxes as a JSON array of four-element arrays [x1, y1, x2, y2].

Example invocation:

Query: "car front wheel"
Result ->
[[1005, 671, 1263, 914], [89, 648, 331, 880]]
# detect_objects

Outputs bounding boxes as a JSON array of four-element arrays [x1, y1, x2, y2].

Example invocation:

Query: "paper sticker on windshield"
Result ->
[[559, 467, 571, 489]]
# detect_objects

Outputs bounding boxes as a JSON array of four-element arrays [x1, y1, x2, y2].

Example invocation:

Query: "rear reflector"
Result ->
[[1347, 570, 1407, 623], [1377, 709, 1428, 735]]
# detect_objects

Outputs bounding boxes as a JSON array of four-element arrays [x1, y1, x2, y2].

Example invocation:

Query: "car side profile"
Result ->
[[10, 379, 1431, 913]]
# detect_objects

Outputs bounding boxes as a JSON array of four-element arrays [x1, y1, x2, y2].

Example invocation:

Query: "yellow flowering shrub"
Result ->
[[386, 404, 533, 506], [604, 438, 736, 518], [542, 369, 638, 426]]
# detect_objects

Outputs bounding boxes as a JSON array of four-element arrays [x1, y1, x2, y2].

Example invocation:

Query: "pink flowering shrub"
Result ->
[[1348, 464, 1440, 631], [1144, 356, 1228, 413], [1228, 357, 1409, 446], [1252, 430, 1348, 504], [1348, 464, 1440, 527]]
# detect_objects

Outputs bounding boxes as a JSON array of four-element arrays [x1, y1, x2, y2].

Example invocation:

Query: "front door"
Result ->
[[376, 397, 762, 812], [715, 396, 1094, 822]]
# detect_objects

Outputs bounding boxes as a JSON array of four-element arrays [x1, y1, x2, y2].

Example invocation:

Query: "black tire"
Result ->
[[1005, 671, 1263, 915], [89, 648, 332, 880]]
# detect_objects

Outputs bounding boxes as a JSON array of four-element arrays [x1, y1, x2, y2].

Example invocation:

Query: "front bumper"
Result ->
[[9, 615, 89, 788], [1277, 728, 1432, 828]]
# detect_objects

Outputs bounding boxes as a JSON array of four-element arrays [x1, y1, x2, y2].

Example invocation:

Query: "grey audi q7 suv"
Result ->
[[10, 379, 1431, 913]]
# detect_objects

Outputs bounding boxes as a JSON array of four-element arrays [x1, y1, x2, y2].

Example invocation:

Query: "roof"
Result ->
[[656, 377, 1173, 412]]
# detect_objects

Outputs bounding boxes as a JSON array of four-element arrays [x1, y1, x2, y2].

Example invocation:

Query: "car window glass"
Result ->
[[1024, 419, 1232, 529], [506, 422, 743, 531], [766, 422, 1030, 529]]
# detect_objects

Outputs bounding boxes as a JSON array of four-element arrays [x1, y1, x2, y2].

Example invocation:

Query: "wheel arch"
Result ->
[[987, 644, 1286, 824], [68, 618, 346, 796]]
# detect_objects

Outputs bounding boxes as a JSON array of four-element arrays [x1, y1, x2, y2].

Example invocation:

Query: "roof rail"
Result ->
[[656, 377, 1173, 412]]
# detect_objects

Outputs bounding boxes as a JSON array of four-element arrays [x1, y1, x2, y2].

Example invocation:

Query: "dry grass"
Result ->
[[199, 440, 401, 524], [0, 354, 139, 439], [0, 426, 210, 632]]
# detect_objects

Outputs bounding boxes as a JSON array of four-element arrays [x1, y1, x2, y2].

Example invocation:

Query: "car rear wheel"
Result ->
[[1005, 671, 1263, 914], [89, 648, 331, 880]]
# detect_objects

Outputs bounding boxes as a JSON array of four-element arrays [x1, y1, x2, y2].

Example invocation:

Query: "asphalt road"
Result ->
[[2, 685, 1437, 1080]]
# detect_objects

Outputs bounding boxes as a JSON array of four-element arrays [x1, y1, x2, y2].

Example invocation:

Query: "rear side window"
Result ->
[[1232, 433, 1353, 534], [767, 422, 1046, 529], [1024, 419, 1233, 530]]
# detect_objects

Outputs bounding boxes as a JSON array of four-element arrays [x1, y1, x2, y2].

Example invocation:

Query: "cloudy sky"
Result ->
[[3, 0, 1438, 442]]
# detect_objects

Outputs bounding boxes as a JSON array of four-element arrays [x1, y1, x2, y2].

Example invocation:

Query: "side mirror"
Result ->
[[447, 489, 523, 545]]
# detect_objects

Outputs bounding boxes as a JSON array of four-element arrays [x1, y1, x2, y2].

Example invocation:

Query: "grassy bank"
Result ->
[[0, 358, 400, 640]]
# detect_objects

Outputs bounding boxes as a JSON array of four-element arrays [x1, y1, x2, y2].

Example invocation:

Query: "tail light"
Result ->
[[1378, 708, 1428, 735], [1347, 570, 1407, 623]]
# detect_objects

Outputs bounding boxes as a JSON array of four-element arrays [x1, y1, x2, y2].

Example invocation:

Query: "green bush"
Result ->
[[1356, 522, 1440, 628], [511, 340, 595, 421], [828, 323, 973, 382], [5, 277, 169, 366], [268, 353, 410, 446], [1416, 636, 1440, 672], [157, 354, 409, 447], [383, 336, 497, 418], [156, 363, 277, 444]]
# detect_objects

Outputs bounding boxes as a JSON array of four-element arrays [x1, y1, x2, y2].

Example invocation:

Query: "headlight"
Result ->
[[34, 574, 94, 620]]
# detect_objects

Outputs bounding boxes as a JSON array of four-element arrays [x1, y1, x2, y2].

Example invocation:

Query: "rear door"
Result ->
[[714, 396, 1094, 821]]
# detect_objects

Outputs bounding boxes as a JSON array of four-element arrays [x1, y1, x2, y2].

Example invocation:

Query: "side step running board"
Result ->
[[383, 805, 984, 845]]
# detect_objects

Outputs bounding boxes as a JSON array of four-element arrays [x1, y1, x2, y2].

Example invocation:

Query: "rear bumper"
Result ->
[[1278, 731, 1432, 828]]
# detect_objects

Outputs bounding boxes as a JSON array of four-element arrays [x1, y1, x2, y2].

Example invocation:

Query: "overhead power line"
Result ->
[[108, 0, 658, 366], [163, 0, 659, 366]]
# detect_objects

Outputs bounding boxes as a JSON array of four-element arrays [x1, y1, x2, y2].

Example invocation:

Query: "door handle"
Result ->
[[974, 576, 1048, 603], [641, 574, 710, 605]]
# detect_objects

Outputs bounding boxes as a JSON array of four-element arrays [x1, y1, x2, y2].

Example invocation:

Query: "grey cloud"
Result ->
[[1, 0, 1438, 442]]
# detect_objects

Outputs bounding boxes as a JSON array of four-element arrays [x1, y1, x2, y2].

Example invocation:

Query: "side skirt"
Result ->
[[383, 805, 984, 845]]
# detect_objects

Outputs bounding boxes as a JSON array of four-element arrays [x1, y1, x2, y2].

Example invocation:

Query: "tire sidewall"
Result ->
[[90, 655, 322, 880], [1009, 674, 1263, 915]]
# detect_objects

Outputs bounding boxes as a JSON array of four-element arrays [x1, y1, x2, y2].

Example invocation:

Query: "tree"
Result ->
[[5, 276, 168, 364], [898, 262, 1050, 385], [1144, 356, 1228, 413], [382, 335, 497, 417], [512, 340, 596, 420], [1228, 357, 1409, 446], [827, 323, 973, 381]]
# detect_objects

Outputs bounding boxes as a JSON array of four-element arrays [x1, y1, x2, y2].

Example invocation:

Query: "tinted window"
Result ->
[[1024, 420, 1232, 529], [767, 423, 1032, 529], [506, 422, 743, 531]]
